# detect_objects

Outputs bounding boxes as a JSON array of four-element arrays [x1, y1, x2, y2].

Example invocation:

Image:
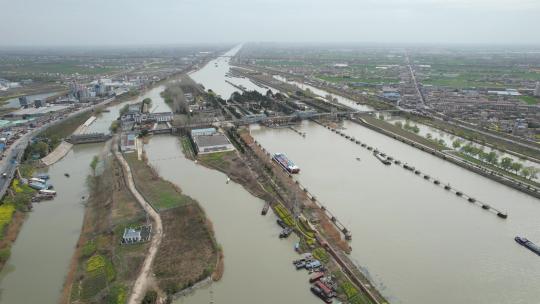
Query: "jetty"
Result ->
[[41, 141, 73, 166]]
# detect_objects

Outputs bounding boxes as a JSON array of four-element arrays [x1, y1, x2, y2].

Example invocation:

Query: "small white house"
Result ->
[[122, 228, 142, 244]]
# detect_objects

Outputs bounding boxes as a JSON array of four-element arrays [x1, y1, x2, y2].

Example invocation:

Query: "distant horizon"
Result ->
[[1, 0, 539, 47], [1, 41, 540, 50]]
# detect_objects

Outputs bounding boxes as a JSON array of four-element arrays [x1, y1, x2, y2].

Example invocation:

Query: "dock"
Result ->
[[72, 115, 97, 135], [40, 141, 73, 166]]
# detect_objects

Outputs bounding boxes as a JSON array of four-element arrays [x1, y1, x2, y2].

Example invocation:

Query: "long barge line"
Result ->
[[348, 116, 540, 199], [313, 119, 510, 219]]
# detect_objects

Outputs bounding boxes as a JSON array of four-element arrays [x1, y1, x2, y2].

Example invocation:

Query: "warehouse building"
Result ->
[[191, 128, 235, 154]]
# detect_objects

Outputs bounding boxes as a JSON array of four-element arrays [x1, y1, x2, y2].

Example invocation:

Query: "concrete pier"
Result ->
[[40, 141, 73, 166]]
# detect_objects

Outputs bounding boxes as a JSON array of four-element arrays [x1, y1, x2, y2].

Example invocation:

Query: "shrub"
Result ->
[[0, 204, 16, 235], [0, 247, 11, 263]]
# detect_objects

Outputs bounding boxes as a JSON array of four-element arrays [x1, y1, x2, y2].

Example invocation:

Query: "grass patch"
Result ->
[[198, 151, 233, 171], [82, 240, 97, 258], [312, 247, 330, 263], [519, 95, 540, 105], [274, 203, 295, 227], [125, 153, 194, 210], [86, 254, 115, 281], [153, 205, 218, 295], [0, 204, 15, 237], [106, 284, 127, 304], [180, 137, 195, 158]]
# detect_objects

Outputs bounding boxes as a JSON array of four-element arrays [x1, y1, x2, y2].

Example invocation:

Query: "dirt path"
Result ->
[[114, 142, 163, 304]]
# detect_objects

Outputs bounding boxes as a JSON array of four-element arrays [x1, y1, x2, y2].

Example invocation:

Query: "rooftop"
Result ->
[[193, 134, 231, 147]]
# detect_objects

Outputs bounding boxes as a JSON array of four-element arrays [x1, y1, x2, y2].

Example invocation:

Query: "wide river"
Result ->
[[189, 48, 540, 304], [1, 45, 538, 304]]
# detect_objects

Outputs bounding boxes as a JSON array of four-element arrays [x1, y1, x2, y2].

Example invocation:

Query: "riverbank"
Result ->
[[410, 114, 540, 162], [124, 151, 220, 301], [0, 165, 37, 272], [350, 115, 540, 198], [233, 64, 393, 111], [61, 146, 150, 304]]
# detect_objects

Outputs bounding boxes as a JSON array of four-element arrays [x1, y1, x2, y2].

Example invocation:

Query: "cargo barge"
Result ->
[[515, 236, 540, 255], [272, 153, 300, 173]]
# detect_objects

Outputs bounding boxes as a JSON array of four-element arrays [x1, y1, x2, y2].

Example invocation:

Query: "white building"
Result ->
[[534, 82, 540, 97], [191, 128, 217, 137], [191, 128, 235, 154], [122, 228, 142, 243]]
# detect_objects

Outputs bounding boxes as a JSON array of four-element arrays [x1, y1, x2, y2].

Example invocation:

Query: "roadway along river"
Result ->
[[250, 120, 540, 304], [0, 85, 166, 303]]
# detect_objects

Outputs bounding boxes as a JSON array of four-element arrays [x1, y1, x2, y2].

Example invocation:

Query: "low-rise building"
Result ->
[[191, 128, 235, 154], [121, 225, 151, 244], [191, 127, 217, 137], [120, 131, 137, 153]]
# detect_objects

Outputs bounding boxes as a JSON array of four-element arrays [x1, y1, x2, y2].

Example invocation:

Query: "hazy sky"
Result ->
[[1, 0, 539, 46]]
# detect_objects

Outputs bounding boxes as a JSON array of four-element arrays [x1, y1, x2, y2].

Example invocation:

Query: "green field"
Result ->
[[519, 95, 540, 105], [126, 153, 195, 210]]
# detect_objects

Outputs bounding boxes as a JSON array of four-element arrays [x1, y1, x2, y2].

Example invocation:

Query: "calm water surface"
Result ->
[[145, 136, 317, 304], [251, 121, 540, 304]]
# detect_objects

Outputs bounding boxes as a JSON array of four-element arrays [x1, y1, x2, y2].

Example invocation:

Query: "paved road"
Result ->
[[0, 96, 118, 199], [113, 138, 163, 304]]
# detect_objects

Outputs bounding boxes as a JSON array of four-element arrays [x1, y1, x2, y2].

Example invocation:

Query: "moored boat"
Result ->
[[515, 236, 540, 255], [29, 182, 47, 190], [272, 153, 300, 173]]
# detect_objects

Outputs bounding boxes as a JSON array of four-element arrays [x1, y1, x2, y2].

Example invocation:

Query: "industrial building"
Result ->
[[190, 128, 235, 154]]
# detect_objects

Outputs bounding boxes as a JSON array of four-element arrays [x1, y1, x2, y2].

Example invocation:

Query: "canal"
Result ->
[[250, 120, 540, 304], [0, 85, 167, 303], [144, 136, 316, 304], [0, 143, 101, 303], [189, 45, 267, 99]]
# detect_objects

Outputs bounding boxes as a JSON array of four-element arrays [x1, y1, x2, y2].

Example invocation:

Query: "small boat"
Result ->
[[226, 177, 230, 184], [294, 260, 306, 269], [36, 174, 50, 180], [279, 227, 293, 238], [39, 189, 57, 196], [294, 242, 300, 252], [356, 157, 361, 161], [261, 201, 270, 215], [309, 272, 325, 283], [30, 177, 46, 184], [64, 173, 70, 177], [277, 219, 287, 228], [29, 182, 47, 190], [310, 286, 332, 303]]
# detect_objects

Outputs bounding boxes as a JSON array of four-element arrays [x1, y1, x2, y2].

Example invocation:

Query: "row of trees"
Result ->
[[394, 120, 420, 134], [457, 141, 539, 180]]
